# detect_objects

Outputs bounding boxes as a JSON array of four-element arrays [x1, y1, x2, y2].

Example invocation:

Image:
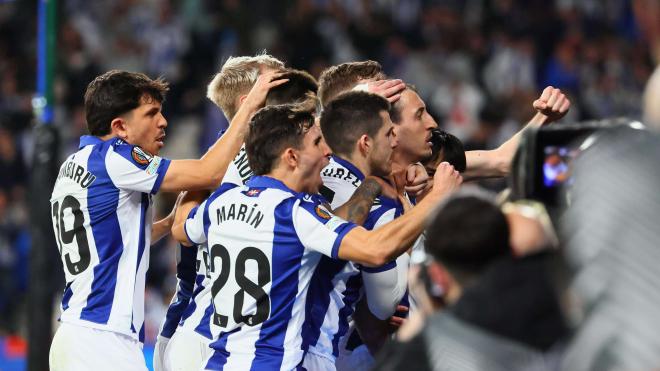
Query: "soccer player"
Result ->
[[171, 104, 461, 370], [158, 64, 320, 371], [48, 69, 286, 371], [154, 54, 285, 370], [301, 91, 412, 371]]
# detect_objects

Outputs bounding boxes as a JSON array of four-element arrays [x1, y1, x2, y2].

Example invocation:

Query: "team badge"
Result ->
[[132, 146, 153, 165], [315, 205, 332, 220]]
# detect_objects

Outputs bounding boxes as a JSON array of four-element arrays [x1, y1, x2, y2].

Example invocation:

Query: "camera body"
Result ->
[[509, 118, 644, 209]]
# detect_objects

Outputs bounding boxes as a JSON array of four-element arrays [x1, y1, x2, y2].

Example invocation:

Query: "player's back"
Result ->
[[50, 135, 170, 341], [184, 175, 356, 370]]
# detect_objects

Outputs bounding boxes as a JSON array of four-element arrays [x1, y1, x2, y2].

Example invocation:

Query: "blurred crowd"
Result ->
[[0, 0, 656, 345]]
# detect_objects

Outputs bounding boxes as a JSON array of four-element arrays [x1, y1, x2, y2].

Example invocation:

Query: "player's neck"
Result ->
[[98, 133, 117, 142], [343, 153, 371, 178], [266, 167, 304, 193]]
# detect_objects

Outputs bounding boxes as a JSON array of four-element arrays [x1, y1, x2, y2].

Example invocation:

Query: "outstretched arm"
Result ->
[[159, 71, 288, 192], [462, 86, 570, 181]]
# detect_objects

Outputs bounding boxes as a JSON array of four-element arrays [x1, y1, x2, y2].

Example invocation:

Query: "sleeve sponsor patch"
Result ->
[[145, 156, 162, 175], [325, 215, 348, 232], [132, 146, 153, 165]]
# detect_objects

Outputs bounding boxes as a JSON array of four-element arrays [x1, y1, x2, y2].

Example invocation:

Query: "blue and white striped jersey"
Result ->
[[50, 135, 171, 341], [184, 175, 358, 370], [157, 243, 209, 339], [302, 156, 405, 363]]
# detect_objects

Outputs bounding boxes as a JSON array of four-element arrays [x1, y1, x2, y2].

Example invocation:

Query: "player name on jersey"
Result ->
[[56, 160, 97, 188], [216, 202, 264, 228]]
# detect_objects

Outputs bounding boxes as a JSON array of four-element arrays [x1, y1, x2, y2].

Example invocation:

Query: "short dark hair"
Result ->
[[389, 84, 418, 124], [318, 61, 386, 106], [245, 105, 316, 175], [427, 129, 466, 172], [84, 70, 169, 136], [320, 91, 390, 157], [265, 69, 318, 106], [425, 195, 510, 285]]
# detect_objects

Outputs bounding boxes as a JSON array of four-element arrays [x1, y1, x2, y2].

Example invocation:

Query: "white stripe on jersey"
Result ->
[[222, 144, 253, 186], [184, 176, 357, 370], [50, 135, 170, 341]]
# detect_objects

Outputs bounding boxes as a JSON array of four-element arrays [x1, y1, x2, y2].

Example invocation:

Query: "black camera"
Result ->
[[509, 118, 646, 210]]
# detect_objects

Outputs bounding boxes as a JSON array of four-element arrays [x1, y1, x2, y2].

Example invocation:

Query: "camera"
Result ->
[[509, 118, 646, 210]]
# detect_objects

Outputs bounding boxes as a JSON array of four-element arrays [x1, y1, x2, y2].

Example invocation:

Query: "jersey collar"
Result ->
[[247, 175, 298, 195], [331, 155, 365, 181], [78, 135, 112, 149]]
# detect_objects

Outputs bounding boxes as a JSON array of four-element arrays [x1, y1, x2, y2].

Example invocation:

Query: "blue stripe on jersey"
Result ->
[[300, 258, 349, 353], [193, 301, 214, 339], [160, 244, 197, 338], [139, 323, 145, 343], [180, 274, 206, 324], [332, 273, 363, 356], [62, 282, 73, 310], [250, 199, 305, 371], [150, 159, 171, 194], [135, 193, 148, 275], [80, 141, 123, 324], [206, 328, 242, 370], [330, 223, 356, 259]]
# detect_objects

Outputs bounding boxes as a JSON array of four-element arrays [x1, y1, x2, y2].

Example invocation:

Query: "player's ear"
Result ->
[[110, 117, 129, 140], [282, 147, 298, 168], [357, 134, 370, 156]]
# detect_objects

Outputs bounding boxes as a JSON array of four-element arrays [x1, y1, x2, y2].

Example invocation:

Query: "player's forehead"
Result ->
[[399, 89, 425, 113]]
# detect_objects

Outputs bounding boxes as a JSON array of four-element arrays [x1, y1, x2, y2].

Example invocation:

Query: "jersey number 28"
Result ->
[[210, 244, 271, 328]]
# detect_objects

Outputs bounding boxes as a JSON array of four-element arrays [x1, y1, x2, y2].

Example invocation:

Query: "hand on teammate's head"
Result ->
[[356, 79, 405, 103]]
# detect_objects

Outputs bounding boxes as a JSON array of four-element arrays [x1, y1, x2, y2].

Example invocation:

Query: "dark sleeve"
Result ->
[[371, 333, 433, 371]]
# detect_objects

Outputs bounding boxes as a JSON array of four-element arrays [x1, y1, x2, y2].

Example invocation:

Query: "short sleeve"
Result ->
[[293, 199, 358, 259], [184, 204, 207, 245], [105, 143, 170, 194]]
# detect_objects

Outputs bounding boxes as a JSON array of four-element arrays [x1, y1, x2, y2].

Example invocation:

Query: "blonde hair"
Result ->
[[206, 53, 285, 120]]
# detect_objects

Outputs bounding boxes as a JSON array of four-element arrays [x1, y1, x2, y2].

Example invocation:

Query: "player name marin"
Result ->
[[216, 202, 264, 228]]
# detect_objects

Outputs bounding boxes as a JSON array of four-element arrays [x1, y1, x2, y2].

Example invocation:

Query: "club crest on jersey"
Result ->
[[245, 188, 262, 197], [132, 146, 153, 165], [315, 205, 332, 220]]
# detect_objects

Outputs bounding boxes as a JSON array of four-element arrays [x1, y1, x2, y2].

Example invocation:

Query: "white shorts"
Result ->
[[302, 351, 336, 371], [153, 335, 170, 371], [335, 345, 374, 371], [49, 322, 147, 371], [164, 329, 212, 371]]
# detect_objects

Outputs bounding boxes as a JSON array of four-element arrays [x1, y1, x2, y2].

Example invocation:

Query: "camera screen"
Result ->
[[542, 146, 579, 187]]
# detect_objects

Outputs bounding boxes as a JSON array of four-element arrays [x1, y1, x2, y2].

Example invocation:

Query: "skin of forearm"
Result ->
[[463, 111, 547, 181], [348, 189, 444, 267], [171, 190, 209, 246], [151, 217, 173, 245], [331, 177, 382, 225]]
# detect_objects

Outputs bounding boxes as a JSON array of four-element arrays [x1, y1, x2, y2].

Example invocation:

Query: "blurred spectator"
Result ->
[[0, 0, 655, 345], [373, 191, 566, 371]]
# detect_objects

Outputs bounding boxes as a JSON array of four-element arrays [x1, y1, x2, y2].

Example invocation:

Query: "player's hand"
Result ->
[[388, 305, 409, 331], [430, 162, 462, 198], [359, 79, 405, 103], [532, 86, 570, 124], [404, 163, 430, 198], [241, 70, 289, 114]]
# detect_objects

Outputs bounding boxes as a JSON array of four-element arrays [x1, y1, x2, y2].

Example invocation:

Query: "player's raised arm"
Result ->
[[462, 86, 570, 180], [159, 71, 288, 192], [338, 162, 462, 267]]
